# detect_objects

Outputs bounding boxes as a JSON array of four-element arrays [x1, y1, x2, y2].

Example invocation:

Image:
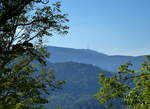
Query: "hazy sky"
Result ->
[[47, 0, 150, 56]]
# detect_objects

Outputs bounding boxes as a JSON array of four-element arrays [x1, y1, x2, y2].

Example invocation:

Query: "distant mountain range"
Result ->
[[47, 46, 147, 71], [44, 46, 148, 109]]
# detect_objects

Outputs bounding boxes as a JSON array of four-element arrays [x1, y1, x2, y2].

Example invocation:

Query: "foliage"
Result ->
[[47, 62, 111, 109], [0, 0, 68, 108], [95, 56, 150, 109]]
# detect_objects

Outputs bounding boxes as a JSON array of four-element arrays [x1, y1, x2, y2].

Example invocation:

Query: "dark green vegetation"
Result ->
[[46, 62, 113, 109], [95, 56, 150, 109], [0, 0, 68, 109]]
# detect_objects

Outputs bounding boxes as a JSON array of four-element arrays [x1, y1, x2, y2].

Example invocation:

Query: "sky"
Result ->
[[47, 0, 150, 56]]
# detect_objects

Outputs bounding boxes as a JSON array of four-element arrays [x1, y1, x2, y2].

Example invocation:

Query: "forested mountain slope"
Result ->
[[46, 62, 122, 109]]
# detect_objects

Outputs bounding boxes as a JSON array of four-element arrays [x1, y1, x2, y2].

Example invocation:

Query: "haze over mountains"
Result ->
[[44, 46, 148, 109], [47, 46, 146, 72]]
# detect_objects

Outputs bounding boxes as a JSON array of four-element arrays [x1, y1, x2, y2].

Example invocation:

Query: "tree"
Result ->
[[95, 56, 150, 109], [0, 0, 68, 108]]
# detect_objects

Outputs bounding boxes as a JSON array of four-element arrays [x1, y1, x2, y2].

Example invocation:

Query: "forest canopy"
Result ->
[[0, 0, 68, 109]]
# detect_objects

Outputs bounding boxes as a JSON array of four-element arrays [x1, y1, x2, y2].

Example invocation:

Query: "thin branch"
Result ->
[[123, 73, 150, 80]]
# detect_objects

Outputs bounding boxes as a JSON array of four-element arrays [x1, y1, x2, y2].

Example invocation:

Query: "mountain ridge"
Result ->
[[47, 45, 147, 57], [46, 46, 146, 71]]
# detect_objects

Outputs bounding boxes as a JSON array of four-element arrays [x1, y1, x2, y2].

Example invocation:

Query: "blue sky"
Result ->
[[47, 0, 150, 56]]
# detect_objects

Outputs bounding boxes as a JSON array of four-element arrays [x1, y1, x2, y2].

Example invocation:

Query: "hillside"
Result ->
[[47, 46, 146, 71], [45, 62, 122, 109]]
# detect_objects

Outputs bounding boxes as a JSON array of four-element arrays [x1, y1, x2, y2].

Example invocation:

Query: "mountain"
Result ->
[[46, 62, 121, 109], [44, 46, 147, 109], [49, 62, 112, 94], [47, 46, 146, 71]]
